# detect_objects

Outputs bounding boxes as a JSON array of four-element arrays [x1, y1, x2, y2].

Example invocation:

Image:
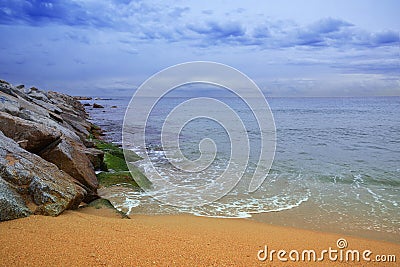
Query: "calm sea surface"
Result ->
[[84, 95, 400, 243]]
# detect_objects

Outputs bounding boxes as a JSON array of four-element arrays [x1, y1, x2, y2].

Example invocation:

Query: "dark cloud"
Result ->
[[308, 17, 353, 34], [293, 18, 352, 47], [0, 0, 111, 27], [188, 21, 245, 39], [1, 1, 397, 51], [182, 17, 398, 50], [372, 31, 400, 45]]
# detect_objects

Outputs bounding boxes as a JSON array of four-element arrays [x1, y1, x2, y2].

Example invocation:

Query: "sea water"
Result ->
[[84, 93, 400, 243]]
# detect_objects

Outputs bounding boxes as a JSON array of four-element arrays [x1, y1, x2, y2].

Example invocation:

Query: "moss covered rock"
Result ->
[[94, 140, 151, 189]]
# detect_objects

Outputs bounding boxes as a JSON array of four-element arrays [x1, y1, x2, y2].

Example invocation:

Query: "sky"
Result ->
[[0, 0, 399, 97]]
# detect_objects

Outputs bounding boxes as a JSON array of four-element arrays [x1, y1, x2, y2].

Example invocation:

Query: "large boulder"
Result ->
[[0, 111, 62, 153], [0, 132, 87, 219], [39, 137, 99, 201]]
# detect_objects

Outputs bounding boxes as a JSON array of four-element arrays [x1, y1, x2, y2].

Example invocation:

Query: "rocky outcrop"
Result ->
[[0, 131, 86, 217], [0, 79, 101, 221]]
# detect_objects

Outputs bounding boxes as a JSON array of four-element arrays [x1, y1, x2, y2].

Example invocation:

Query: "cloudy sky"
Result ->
[[0, 0, 399, 96]]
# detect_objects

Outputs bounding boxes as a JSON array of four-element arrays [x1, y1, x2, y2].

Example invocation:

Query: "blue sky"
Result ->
[[0, 0, 399, 96]]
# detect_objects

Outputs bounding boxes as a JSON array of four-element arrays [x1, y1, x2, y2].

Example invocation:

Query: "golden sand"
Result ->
[[0, 208, 398, 266]]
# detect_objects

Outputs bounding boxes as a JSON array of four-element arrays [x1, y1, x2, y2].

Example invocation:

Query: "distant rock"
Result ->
[[74, 96, 92, 100], [111, 105, 117, 108], [83, 103, 91, 106], [93, 103, 104, 108]]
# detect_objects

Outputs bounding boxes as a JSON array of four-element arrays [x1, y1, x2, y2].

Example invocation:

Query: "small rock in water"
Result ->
[[111, 105, 117, 108], [83, 103, 91, 106], [93, 103, 104, 108]]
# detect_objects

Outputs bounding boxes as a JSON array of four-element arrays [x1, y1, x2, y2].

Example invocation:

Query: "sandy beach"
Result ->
[[0, 207, 398, 266]]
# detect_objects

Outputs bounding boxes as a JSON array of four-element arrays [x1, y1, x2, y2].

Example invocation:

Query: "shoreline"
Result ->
[[1, 209, 398, 266], [249, 200, 400, 245]]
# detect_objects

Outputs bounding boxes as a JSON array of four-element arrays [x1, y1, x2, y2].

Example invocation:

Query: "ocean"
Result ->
[[83, 94, 400, 243]]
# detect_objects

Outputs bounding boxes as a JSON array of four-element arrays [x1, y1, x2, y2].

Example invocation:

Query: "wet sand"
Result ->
[[0, 208, 398, 266]]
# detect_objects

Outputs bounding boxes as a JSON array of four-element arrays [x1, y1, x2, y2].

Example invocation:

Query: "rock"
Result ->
[[18, 108, 80, 142], [48, 91, 88, 119], [0, 82, 18, 97], [0, 80, 10, 85], [111, 105, 117, 108], [27, 90, 49, 101], [74, 96, 92, 100], [31, 97, 63, 114], [17, 140, 29, 149], [0, 86, 53, 119], [83, 103, 91, 106], [39, 137, 98, 201], [0, 111, 62, 153], [0, 132, 87, 219], [0, 80, 103, 220], [93, 103, 104, 108], [0, 176, 32, 221], [2, 89, 84, 142], [60, 112, 91, 139], [85, 148, 105, 170], [0, 92, 21, 115], [14, 84, 32, 95], [23, 87, 31, 94]]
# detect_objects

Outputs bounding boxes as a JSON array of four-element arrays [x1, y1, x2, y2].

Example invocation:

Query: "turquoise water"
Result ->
[[85, 94, 400, 242]]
